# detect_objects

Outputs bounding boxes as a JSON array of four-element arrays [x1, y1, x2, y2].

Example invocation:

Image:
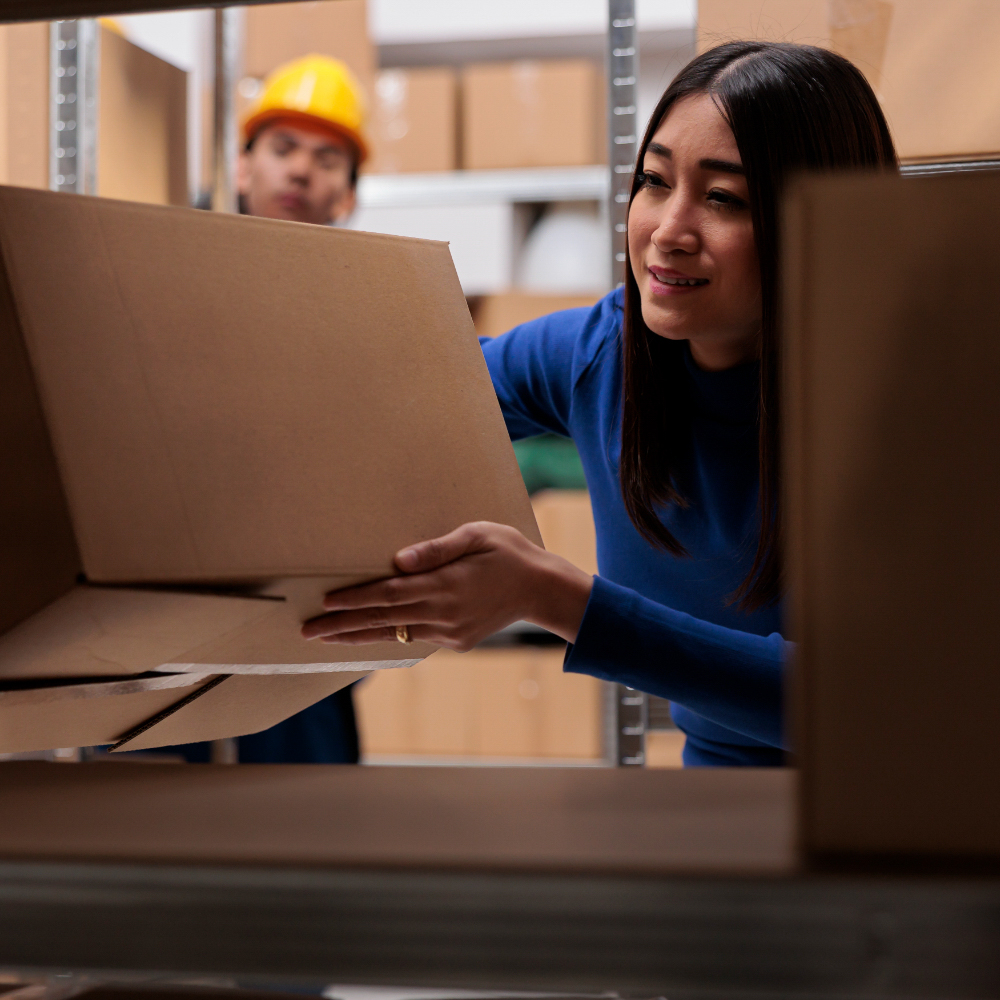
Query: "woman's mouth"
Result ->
[[649, 268, 709, 294]]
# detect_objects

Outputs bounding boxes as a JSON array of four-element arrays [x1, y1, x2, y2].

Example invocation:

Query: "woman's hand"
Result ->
[[301, 521, 594, 650]]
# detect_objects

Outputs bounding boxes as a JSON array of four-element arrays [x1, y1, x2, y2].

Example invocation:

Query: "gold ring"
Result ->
[[395, 624, 412, 644]]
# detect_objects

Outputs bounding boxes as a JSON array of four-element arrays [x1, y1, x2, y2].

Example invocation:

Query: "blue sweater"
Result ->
[[480, 288, 790, 767]]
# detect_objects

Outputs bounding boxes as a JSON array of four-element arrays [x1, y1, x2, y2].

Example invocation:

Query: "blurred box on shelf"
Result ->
[[532, 490, 598, 575], [698, 0, 1000, 161], [461, 59, 603, 170], [472, 291, 601, 341], [243, 0, 375, 99], [350, 201, 531, 295], [99, 24, 188, 207], [356, 647, 603, 761], [0, 186, 538, 754], [368, 67, 457, 174], [0, 23, 48, 189], [0, 22, 186, 203]]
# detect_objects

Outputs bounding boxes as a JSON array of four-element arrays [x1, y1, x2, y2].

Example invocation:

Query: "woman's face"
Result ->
[[628, 92, 761, 371]]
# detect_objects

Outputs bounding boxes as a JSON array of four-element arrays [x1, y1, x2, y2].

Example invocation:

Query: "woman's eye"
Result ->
[[708, 189, 746, 211], [637, 171, 668, 191]]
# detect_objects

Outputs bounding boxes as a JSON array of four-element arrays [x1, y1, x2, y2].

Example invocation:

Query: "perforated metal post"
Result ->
[[211, 6, 240, 214], [50, 19, 98, 195], [606, 0, 647, 766], [607, 0, 639, 289]]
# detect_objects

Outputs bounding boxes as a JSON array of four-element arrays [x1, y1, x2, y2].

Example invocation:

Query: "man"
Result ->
[[173, 55, 369, 765], [237, 54, 367, 226]]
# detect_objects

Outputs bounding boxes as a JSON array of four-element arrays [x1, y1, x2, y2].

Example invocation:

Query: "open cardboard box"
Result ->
[[0, 186, 539, 753]]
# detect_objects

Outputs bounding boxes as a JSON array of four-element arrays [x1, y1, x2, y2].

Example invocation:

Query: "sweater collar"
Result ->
[[682, 342, 759, 425]]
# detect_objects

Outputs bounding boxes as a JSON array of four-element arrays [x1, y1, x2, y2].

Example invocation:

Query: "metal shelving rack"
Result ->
[[5, 2, 1000, 996]]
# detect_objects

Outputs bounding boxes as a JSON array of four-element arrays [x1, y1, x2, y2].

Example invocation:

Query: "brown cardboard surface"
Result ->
[[0, 221, 80, 638], [472, 291, 601, 341], [0, 763, 795, 874], [98, 25, 188, 207], [243, 0, 374, 98], [368, 67, 457, 175], [461, 60, 601, 171], [698, 0, 1000, 161], [784, 170, 1000, 860], [0, 187, 539, 591], [117, 671, 361, 751]]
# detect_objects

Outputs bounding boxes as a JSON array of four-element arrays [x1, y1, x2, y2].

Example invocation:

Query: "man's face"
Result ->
[[237, 121, 357, 226]]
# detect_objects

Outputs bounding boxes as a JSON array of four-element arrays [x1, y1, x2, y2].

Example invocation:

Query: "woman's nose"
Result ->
[[651, 194, 700, 255]]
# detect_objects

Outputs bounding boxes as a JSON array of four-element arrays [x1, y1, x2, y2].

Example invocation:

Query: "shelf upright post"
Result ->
[[50, 18, 98, 195], [211, 6, 239, 214], [210, 5, 240, 765], [606, 0, 647, 767]]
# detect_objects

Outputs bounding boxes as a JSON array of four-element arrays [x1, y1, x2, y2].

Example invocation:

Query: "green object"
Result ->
[[512, 434, 587, 495]]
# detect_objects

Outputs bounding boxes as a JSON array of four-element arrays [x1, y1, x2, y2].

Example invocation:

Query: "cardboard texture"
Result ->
[[461, 60, 602, 171], [243, 0, 375, 98], [698, 0, 1000, 161], [368, 67, 457, 175], [98, 25, 188, 207], [0, 185, 539, 751], [784, 170, 1000, 861]]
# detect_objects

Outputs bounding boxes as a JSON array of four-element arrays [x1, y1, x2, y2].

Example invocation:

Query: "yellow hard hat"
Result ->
[[243, 55, 369, 164]]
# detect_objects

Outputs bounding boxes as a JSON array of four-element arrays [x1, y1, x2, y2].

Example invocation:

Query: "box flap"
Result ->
[[0, 585, 424, 679], [115, 671, 364, 751], [0, 187, 540, 586]]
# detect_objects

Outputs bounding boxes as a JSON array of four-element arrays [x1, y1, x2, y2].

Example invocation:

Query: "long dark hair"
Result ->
[[619, 41, 898, 610]]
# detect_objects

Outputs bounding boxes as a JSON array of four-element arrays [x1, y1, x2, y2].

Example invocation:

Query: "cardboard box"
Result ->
[[99, 25, 188, 207], [356, 647, 603, 760], [784, 170, 1000, 861], [698, 0, 1000, 161], [0, 22, 49, 189], [471, 291, 601, 341], [0, 185, 539, 753], [461, 60, 602, 171], [531, 489, 598, 576], [368, 67, 457, 175], [243, 0, 375, 99]]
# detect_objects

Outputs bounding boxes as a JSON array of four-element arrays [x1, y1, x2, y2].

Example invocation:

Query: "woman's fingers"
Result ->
[[313, 624, 437, 646], [395, 521, 493, 574], [303, 600, 441, 640], [322, 568, 440, 612]]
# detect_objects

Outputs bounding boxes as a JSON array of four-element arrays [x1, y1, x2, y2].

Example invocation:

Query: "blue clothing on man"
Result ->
[[480, 288, 790, 767]]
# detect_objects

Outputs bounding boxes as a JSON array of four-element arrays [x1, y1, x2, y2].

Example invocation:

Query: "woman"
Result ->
[[302, 42, 899, 767]]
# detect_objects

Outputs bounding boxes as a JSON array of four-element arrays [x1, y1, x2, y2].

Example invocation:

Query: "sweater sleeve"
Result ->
[[565, 576, 790, 749], [479, 303, 603, 441]]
